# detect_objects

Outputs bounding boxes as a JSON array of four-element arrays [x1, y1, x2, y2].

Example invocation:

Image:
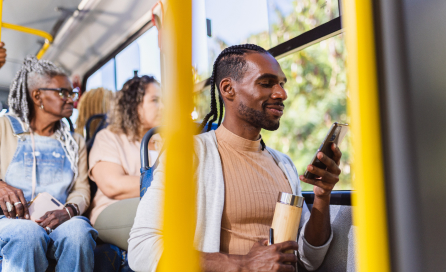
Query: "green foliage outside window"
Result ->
[[261, 35, 351, 191]]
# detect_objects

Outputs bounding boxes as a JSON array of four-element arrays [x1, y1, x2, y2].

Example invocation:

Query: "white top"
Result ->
[[128, 130, 333, 271]]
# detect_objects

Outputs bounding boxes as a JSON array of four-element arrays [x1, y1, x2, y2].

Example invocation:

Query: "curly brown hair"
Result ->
[[108, 75, 158, 141]]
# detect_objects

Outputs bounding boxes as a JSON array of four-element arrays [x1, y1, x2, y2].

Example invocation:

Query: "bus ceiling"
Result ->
[[0, 0, 161, 94]]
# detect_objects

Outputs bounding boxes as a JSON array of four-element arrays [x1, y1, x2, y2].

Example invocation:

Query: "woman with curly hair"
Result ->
[[88, 75, 162, 225]]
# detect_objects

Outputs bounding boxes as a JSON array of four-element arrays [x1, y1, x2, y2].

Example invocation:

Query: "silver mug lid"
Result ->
[[277, 192, 304, 208]]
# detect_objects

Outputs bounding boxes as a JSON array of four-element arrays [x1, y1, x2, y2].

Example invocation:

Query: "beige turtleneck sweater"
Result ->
[[215, 125, 293, 255]]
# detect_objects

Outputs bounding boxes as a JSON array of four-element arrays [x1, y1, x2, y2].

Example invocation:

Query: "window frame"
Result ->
[[82, 14, 343, 94], [194, 16, 343, 92]]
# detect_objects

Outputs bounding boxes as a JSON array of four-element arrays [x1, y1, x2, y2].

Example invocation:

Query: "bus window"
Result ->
[[86, 58, 116, 92], [85, 26, 161, 93], [192, 0, 340, 80], [265, 0, 340, 47], [194, 33, 350, 191], [262, 34, 350, 191], [116, 27, 161, 89]]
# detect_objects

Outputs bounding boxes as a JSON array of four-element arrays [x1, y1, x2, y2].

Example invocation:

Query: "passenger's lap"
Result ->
[[0, 216, 98, 271]]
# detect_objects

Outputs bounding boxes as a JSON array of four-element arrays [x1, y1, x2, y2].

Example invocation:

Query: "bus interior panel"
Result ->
[[0, 0, 445, 271]]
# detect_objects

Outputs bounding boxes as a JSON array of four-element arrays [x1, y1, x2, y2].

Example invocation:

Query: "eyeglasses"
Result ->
[[38, 87, 80, 102]]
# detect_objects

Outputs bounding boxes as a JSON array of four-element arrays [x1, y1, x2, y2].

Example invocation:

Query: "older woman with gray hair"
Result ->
[[0, 57, 97, 271]]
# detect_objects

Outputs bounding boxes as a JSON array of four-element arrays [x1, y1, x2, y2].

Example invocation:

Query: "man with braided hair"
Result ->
[[0, 57, 97, 271], [129, 44, 341, 271]]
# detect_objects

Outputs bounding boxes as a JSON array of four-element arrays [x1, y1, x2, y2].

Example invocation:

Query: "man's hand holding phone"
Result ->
[[299, 143, 342, 197]]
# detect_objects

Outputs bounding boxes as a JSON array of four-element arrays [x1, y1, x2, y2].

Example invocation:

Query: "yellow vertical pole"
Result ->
[[0, 0, 3, 41], [159, 0, 199, 271], [342, 0, 391, 271]]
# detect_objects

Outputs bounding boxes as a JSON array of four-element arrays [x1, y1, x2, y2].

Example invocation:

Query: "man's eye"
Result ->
[[260, 82, 273, 87]]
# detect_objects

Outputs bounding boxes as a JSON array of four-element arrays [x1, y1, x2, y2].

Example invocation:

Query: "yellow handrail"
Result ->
[[36, 39, 51, 60], [159, 0, 199, 271], [342, 0, 391, 271], [0, 0, 53, 59], [2, 22, 53, 42]]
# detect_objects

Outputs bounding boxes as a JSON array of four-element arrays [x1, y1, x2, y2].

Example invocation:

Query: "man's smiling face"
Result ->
[[230, 52, 288, 131]]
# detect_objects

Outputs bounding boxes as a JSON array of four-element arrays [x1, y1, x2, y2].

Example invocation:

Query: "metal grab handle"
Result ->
[[140, 127, 159, 170]]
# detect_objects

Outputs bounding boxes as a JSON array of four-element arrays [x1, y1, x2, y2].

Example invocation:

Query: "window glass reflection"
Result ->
[[192, 0, 340, 80], [116, 27, 161, 89], [193, 0, 270, 80], [263, 34, 350, 190], [266, 0, 339, 47], [116, 42, 140, 90], [86, 58, 116, 92]]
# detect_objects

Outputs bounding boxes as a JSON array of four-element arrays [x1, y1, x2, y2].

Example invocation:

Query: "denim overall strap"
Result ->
[[4, 121, 74, 204], [5, 115, 26, 135]]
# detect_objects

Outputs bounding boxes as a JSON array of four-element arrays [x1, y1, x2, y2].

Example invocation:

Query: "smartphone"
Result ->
[[304, 122, 349, 179], [28, 192, 64, 222]]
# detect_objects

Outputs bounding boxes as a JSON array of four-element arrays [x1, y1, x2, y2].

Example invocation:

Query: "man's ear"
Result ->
[[219, 78, 235, 101]]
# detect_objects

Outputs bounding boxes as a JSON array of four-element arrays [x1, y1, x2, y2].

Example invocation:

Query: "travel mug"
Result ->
[[271, 192, 305, 249]]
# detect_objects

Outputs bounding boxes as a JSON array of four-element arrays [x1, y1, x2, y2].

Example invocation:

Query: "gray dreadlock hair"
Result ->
[[8, 56, 79, 182], [9, 56, 67, 124]]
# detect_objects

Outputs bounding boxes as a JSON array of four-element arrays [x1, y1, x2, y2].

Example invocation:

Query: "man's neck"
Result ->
[[221, 118, 261, 141]]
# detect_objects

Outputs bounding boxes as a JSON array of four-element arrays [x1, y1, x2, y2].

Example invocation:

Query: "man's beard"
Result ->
[[238, 101, 282, 131]]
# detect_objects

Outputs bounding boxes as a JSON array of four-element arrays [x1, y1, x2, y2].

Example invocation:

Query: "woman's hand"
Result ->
[[0, 180, 29, 219], [36, 207, 73, 231]]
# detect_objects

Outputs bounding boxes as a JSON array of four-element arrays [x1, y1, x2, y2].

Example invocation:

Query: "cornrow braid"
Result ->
[[199, 44, 268, 132]]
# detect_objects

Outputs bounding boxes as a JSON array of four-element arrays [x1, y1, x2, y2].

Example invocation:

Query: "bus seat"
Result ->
[[84, 114, 108, 203], [317, 205, 356, 272], [65, 117, 75, 132], [139, 123, 218, 198], [139, 126, 160, 198], [299, 191, 356, 272], [93, 197, 140, 251], [85, 114, 108, 153]]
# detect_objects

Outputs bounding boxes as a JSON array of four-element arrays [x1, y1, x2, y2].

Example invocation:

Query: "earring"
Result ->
[[40, 103, 44, 110]]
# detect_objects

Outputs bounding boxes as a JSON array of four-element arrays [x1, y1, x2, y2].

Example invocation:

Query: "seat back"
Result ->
[[300, 191, 356, 272], [139, 123, 218, 198], [65, 117, 75, 132], [94, 197, 140, 251], [140, 127, 160, 198], [85, 114, 108, 152], [84, 114, 109, 202]]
